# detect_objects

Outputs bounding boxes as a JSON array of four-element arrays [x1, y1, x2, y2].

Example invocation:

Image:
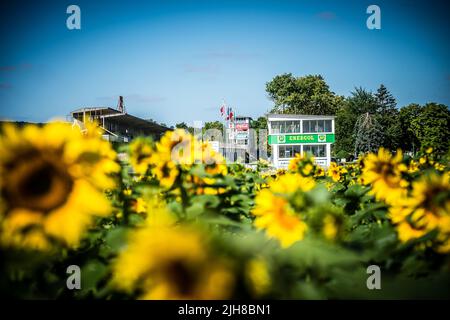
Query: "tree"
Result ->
[[375, 84, 397, 116], [354, 113, 384, 155], [265, 73, 297, 112], [266, 74, 343, 115], [375, 84, 401, 150], [204, 121, 223, 133], [410, 103, 450, 155], [334, 88, 377, 157], [398, 104, 422, 154], [175, 122, 194, 134], [250, 116, 268, 130]]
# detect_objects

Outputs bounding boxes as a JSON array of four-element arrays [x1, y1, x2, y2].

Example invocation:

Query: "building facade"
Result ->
[[71, 107, 169, 142], [233, 116, 252, 146], [220, 116, 255, 163], [267, 114, 335, 168]]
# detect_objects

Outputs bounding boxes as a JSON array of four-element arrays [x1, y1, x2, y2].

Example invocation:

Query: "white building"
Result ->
[[233, 116, 252, 147], [220, 116, 255, 163], [267, 114, 335, 168]]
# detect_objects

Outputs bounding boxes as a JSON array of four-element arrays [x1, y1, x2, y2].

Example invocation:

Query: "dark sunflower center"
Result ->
[[378, 162, 395, 177], [137, 153, 150, 163], [161, 163, 172, 178], [166, 260, 197, 296], [4, 154, 74, 213], [421, 185, 448, 214], [375, 162, 401, 187], [19, 164, 54, 197]]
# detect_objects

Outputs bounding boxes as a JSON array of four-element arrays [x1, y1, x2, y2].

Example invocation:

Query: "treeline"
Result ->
[[265, 73, 450, 158]]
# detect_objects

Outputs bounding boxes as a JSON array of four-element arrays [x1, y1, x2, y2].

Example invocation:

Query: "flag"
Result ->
[[226, 107, 230, 120], [220, 104, 225, 116], [229, 108, 234, 121]]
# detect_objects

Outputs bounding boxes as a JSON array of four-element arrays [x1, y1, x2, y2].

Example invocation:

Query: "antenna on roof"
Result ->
[[117, 96, 126, 114]]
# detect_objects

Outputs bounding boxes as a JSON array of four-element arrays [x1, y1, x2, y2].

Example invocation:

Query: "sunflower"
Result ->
[[112, 226, 234, 299], [288, 153, 321, 177], [322, 215, 339, 240], [408, 160, 420, 174], [186, 142, 228, 195], [128, 137, 154, 175], [130, 197, 147, 214], [389, 173, 450, 253], [201, 142, 227, 176], [327, 162, 347, 183], [361, 148, 408, 204], [252, 173, 315, 248], [245, 257, 271, 297], [148, 129, 198, 188], [314, 166, 325, 177], [0, 122, 119, 250]]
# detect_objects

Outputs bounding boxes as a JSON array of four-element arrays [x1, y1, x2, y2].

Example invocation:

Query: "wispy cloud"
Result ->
[[316, 11, 336, 20], [0, 63, 32, 72], [0, 83, 12, 89], [183, 64, 220, 74]]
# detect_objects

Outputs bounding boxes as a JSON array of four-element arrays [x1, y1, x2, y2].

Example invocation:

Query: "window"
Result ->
[[271, 120, 302, 134], [236, 139, 248, 145], [278, 145, 301, 158], [317, 120, 324, 132], [325, 120, 332, 132], [303, 120, 333, 133], [285, 121, 292, 133], [303, 120, 310, 133], [271, 121, 279, 134], [279, 146, 284, 158], [303, 144, 326, 157]]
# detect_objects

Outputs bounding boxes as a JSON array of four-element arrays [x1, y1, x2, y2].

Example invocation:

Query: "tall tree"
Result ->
[[398, 104, 422, 154], [410, 103, 450, 155], [375, 84, 401, 150], [334, 88, 377, 157], [354, 112, 384, 155], [266, 74, 343, 115], [265, 73, 297, 112], [375, 84, 397, 116]]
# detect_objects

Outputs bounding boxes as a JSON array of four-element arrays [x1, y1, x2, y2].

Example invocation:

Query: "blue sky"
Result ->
[[0, 0, 449, 126]]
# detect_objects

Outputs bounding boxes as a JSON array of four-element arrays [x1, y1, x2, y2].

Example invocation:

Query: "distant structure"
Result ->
[[70, 96, 169, 142], [117, 95, 126, 113], [222, 116, 254, 163], [267, 114, 335, 168]]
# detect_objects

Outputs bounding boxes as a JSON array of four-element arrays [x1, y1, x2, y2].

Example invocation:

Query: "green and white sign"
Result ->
[[268, 134, 335, 145]]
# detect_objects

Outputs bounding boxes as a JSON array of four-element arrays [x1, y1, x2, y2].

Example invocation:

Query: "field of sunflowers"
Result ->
[[0, 121, 449, 299]]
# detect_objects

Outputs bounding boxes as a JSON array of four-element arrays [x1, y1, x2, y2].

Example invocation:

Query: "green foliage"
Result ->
[[375, 84, 401, 150], [398, 103, 422, 154], [266, 73, 343, 115], [335, 87, 378, 156], [354, 113, 384, 155], [410, 103, 450, 155], [175, 122, 194, 134], [203, 121, 224, 135]]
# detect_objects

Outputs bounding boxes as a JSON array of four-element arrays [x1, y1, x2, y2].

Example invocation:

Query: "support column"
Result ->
[[326, 143, 331, 167], [272, 145, 278, 168]]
